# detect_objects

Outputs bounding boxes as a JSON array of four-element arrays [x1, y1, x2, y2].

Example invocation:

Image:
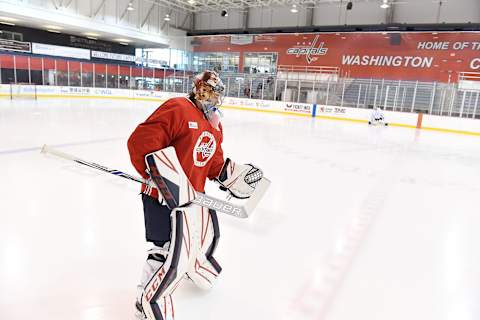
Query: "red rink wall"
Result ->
[[192, 32, 480, 83]]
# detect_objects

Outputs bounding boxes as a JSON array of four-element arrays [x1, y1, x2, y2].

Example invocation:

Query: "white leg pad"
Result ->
[[139, 206, 221, 320]]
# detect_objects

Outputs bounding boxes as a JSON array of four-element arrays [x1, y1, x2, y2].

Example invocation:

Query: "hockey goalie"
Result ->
[[127, 70, 263, 320], [368, 106, 389, 126]]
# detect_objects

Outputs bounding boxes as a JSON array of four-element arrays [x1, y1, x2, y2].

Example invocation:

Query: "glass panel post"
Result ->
[[297, 80, 301, 103], [28, 57, 31, 84], [473, 92, 479, 119], [411, 81, 418, 112], [459, 90, 466, 117], [365, 78, 373, 108], [384, 86, 389, 109], [467, 92, 474, 118], [393, 80, 400, 111], [357, 84, 361, 108], [173, 68, 176, 92], [439, 88, 446, 115], [249, 77, 252, 99], [163, 68, 166, 91], [227, 77, 230, 97], [364, 82, 369, 108], [273, 78, 277, 101], [261, 78, 264, 100], [429, 82, 436, 114], [324, 81, 329, 105], [13, 55, 17, 84], [401, 86, 407, 112], [448, 89, 456, 117], [379, 78, 385, 106]]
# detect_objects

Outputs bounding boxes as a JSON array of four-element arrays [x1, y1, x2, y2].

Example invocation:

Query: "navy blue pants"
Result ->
[[142, 194, 171, 247]]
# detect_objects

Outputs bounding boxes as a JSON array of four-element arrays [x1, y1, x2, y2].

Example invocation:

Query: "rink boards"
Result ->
[[1, 84, 479, 136]]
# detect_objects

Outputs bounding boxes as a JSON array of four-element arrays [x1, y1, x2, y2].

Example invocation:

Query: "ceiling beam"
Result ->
[[63, 0, 75, 8], [92, 0, 107, 18], [50, 0, 59, 10], [119, 0, 133, 21], [141, 2, 156, 27], [187, 22, 480, 36]]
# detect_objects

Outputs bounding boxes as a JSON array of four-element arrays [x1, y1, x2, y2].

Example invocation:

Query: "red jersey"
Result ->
[[127, 97, 225, 198]]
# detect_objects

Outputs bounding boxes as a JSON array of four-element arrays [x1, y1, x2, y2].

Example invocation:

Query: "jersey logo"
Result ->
[[188, 121, 198, 129], [193, 131, 217, 167]]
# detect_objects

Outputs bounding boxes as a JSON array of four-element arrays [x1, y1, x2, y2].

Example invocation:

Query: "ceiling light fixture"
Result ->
[[164, 14, 171, 21], [0, 16, 18, 22], [115, 38, 131, 43], [0, 22, 15, 26], [87, 36, 98, 40], [291, 4, 298, 13], [47, 29, 61, 33], [380, 0, 390, 9], [45, 25, 63, 30], [188, 0, 195, 4], [119, 42, 129, 46], [84, 32, 100, 37], [221, 10, 228, 17], [127, 2, 134, 11]]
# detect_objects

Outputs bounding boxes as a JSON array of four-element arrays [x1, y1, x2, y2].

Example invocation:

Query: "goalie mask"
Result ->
[[192, 70, 225, 130]]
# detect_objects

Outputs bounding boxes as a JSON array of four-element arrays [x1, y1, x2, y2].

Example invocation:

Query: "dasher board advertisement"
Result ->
[[32, 43, 91, 60], [0, 39, 31, 53]]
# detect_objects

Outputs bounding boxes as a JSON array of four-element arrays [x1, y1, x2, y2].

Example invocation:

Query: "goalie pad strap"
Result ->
[[205, 209, 222, 274], [150, 210, 183, 303]]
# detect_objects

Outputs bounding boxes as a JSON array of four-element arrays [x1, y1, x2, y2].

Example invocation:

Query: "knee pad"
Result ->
[[139, 206, 223, 319]]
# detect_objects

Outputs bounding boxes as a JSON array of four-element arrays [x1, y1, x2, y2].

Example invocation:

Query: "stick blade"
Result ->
[[243, 177, 271, 218]]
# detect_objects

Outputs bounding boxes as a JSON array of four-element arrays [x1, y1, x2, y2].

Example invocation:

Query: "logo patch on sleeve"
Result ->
[[188, 121, 198, 129]]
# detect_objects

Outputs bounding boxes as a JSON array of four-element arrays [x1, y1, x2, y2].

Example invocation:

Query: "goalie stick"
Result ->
[[40, 144, 269, 218]]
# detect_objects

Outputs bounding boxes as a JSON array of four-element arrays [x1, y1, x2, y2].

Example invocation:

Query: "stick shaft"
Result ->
[[41, 144, 144, 184]]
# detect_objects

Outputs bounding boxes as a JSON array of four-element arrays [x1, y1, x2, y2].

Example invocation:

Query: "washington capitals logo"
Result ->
[[193, 131, 217, 167], [286, 35, 328, 64]]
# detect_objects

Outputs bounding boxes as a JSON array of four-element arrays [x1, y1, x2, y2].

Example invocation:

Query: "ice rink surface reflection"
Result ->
[[0, 98, 479, 320]]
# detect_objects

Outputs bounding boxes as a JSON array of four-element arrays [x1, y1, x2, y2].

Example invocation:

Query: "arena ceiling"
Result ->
[[158, 0, 412, 13]]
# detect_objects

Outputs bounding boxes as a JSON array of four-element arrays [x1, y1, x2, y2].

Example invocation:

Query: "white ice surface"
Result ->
[[0, 98, 479, 320]]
